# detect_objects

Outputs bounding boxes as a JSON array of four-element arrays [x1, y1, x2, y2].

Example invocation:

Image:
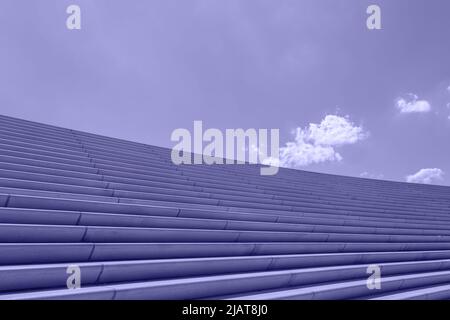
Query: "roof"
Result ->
[[0, 114, 450, 300]]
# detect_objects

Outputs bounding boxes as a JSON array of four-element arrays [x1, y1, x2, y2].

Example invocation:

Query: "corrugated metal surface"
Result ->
[[0, 114, 450, 300]]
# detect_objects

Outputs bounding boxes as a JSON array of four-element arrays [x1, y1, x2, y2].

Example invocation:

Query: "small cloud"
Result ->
[[447, 85, 450, 93], [396, 94, 431, 113], [406, 168, 444, 184], [360, 172, 384, 180], [277, 115, 367, 168]]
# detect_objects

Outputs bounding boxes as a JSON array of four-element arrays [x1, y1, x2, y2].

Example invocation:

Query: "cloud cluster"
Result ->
[[360, 172, 384, 180], [276, 115, 367, 168], [446, 88, 450, 119], [396, 94, 431, 113], [406, 168, 444, 184]]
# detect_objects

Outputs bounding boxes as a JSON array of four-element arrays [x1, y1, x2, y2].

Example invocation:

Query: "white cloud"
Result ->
[[360, 172, 384, 180], [406, 168, 444, 184], [396, 94, 431, 113], [308, 114, 368, 146], [276, 115, 367, 168], [278, 132, 342, 167]]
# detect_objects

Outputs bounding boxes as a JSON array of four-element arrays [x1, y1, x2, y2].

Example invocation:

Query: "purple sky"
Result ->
[[1, 0, 449, 184]]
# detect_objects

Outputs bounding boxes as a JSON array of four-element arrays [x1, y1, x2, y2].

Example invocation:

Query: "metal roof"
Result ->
[[1, 114, 450, 300]]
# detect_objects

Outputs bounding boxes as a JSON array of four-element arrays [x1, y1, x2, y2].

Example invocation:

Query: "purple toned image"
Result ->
[[0, 0, 449, 305]]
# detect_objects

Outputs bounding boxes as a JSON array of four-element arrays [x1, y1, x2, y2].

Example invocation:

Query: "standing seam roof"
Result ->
[[0, 114, 450, 300]]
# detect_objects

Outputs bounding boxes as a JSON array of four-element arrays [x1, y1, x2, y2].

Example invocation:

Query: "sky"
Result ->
[[0, 0, 449, 185]]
